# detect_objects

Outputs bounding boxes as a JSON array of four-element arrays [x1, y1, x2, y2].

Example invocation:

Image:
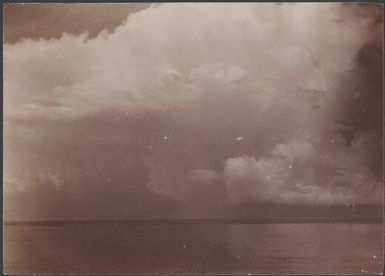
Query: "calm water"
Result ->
[[4, 223, 383, 274]]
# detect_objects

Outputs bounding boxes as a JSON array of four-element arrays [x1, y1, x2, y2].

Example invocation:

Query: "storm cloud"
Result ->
[[3, 3, 383, 220]]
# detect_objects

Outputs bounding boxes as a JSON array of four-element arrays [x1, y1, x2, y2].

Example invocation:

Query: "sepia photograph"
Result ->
[[3, 2, 384, 275]]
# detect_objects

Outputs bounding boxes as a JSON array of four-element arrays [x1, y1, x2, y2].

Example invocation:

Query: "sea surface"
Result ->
[[4, 223, 383, 274]]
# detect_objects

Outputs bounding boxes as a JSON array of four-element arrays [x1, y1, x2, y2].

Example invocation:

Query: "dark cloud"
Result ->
[[3, 3, 151, 43]]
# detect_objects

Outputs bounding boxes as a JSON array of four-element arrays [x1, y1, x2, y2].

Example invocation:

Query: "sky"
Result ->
[[3, 3, 383, 221]]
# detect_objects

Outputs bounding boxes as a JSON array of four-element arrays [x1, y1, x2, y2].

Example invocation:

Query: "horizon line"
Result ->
[[4, 217, 383, 225]]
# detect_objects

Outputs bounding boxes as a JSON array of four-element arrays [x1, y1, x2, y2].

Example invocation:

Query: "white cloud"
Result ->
[[189, 169, 219, 185], [223, 138, 381, 204], [4, 3, 373, 122], [189, 63, 250, 84], [271, 141, 315, 164]]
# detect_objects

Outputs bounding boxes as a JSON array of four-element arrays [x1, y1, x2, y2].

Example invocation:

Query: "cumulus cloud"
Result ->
[[223, 138, 381, 205], [4, 3, 374, 120], [3, 3, 382, 220]]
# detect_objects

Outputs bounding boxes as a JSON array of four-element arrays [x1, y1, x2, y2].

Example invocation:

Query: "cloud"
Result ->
[[189, 63, 250, 84], [189, 169, 219, 186], [223, 141, 317, 204], [3, 3, 382, 220], [4, 3, 151, 43], [223, 138, 382, 205], [4, 3, 375, 121]]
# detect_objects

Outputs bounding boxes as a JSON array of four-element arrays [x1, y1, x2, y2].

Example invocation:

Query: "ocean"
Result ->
[[4, 222, 383, 274]]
